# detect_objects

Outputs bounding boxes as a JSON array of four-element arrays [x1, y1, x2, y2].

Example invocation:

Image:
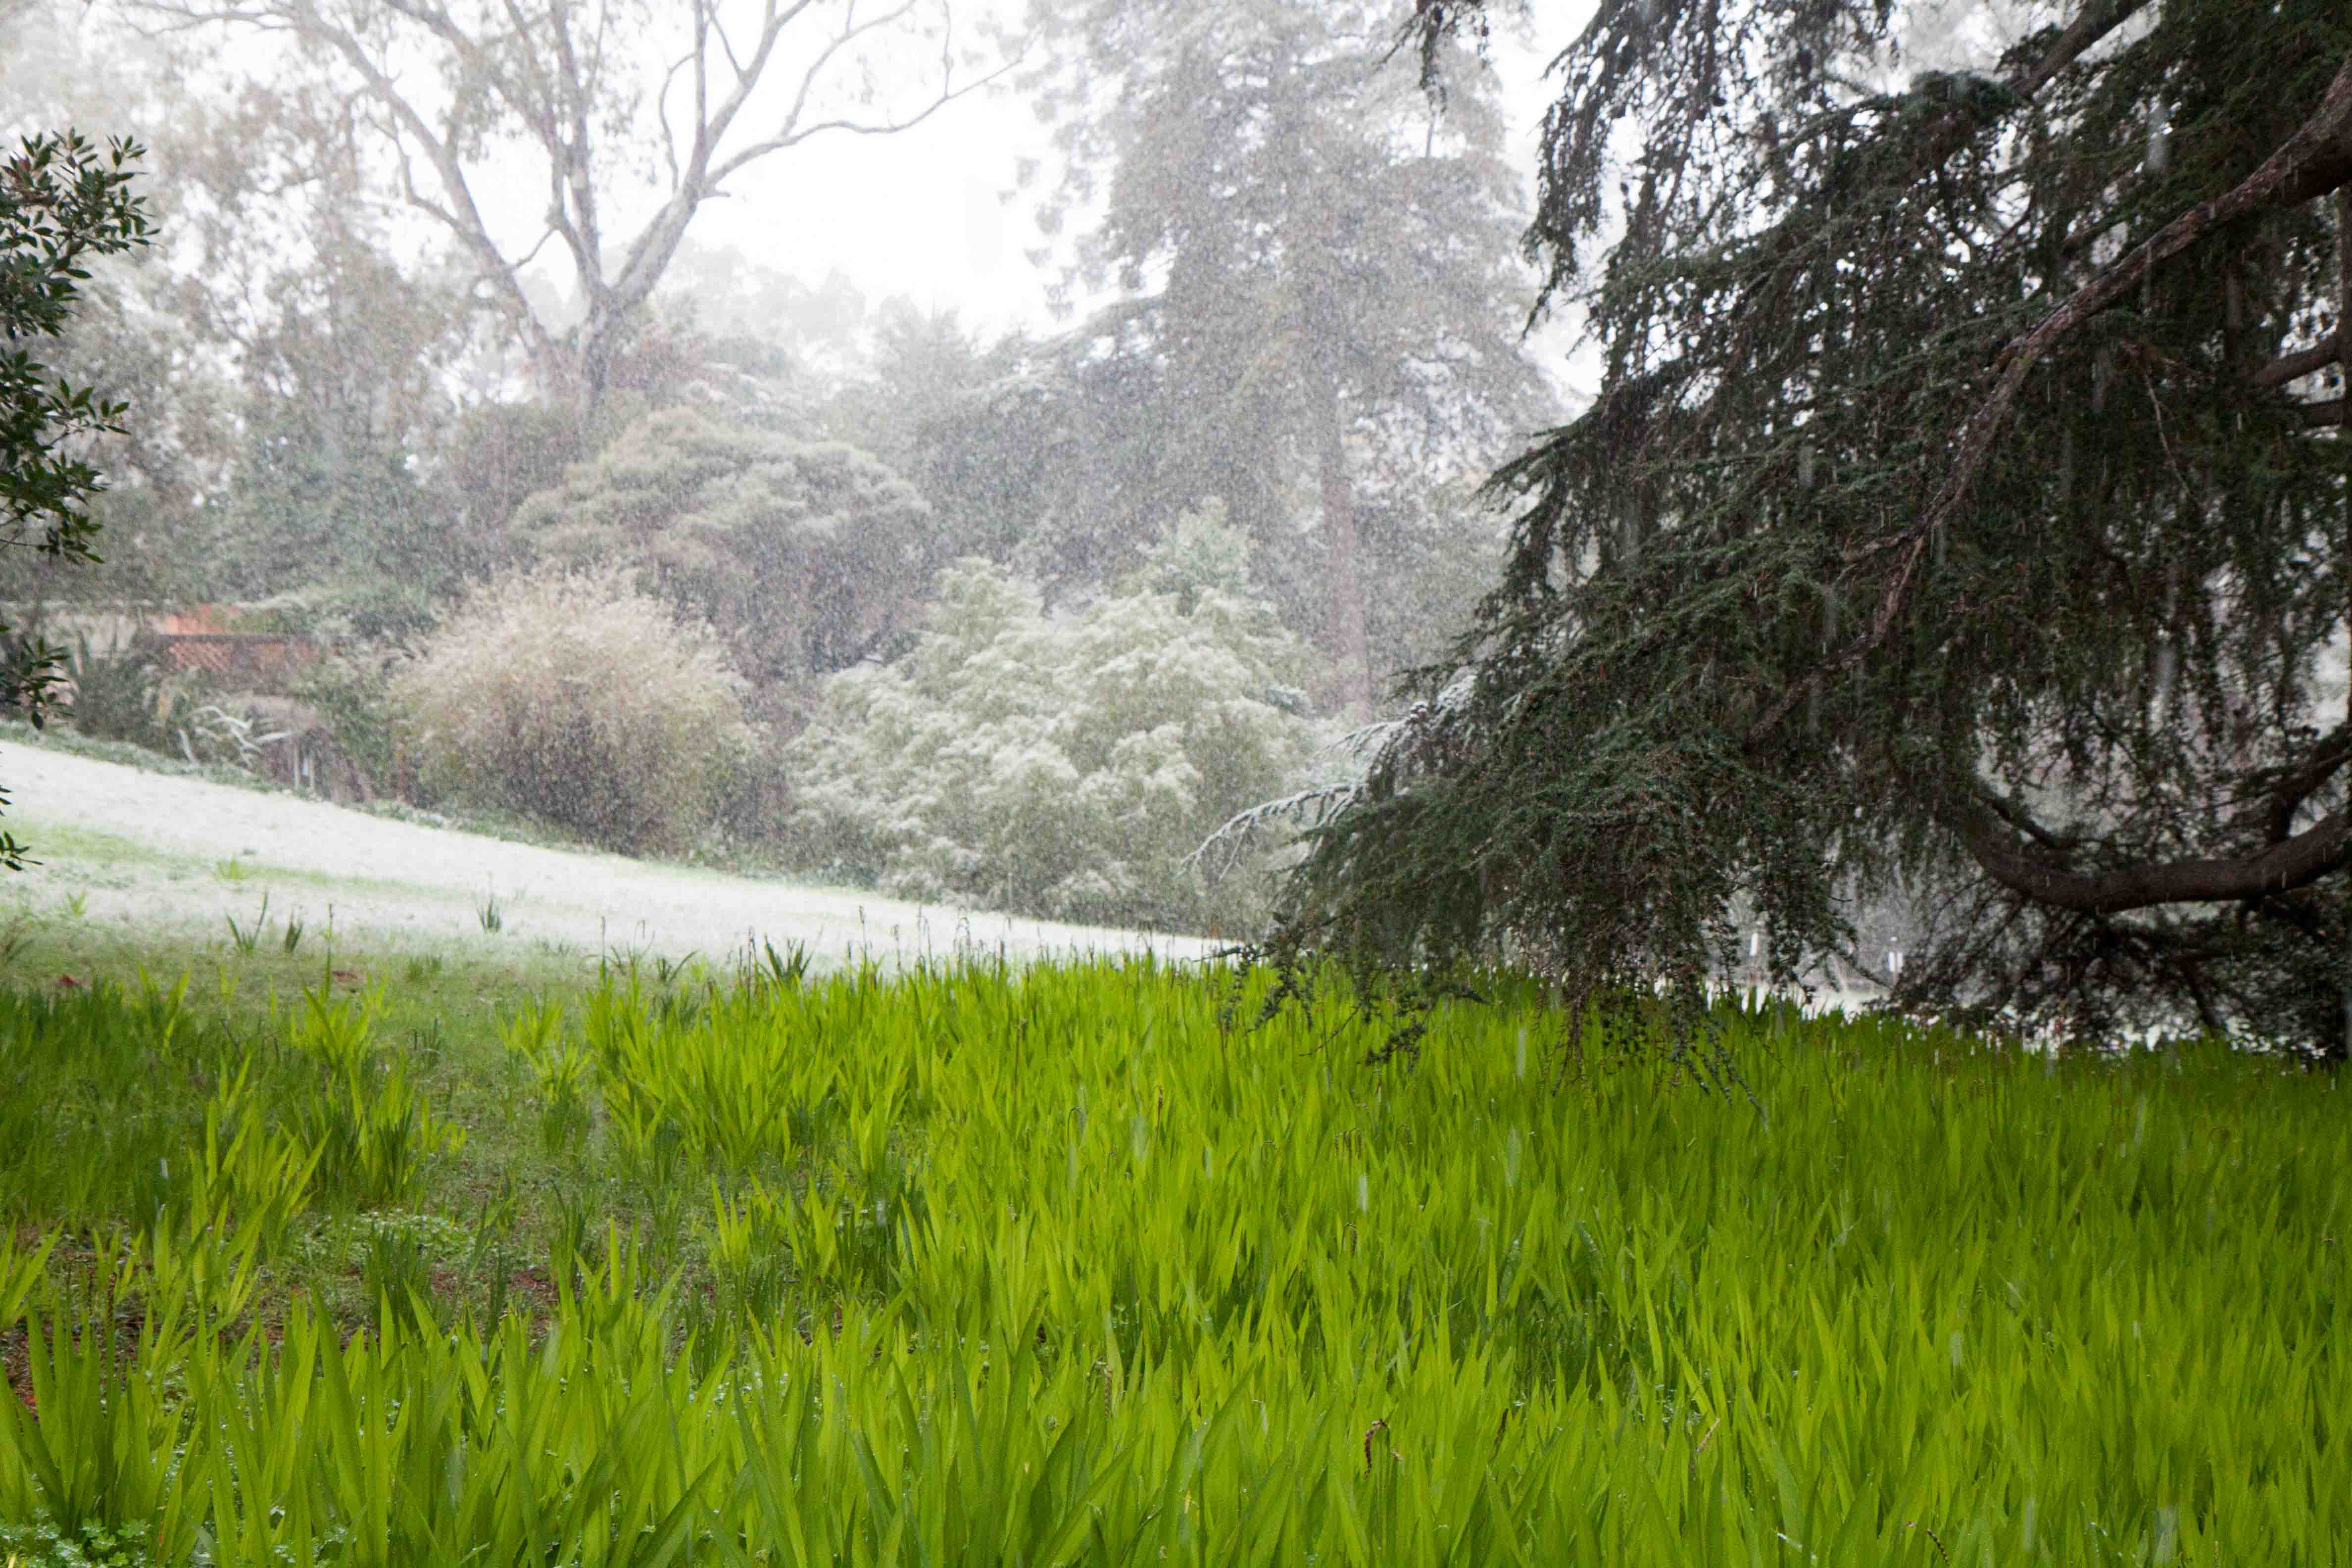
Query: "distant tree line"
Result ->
[[0, 0, 1554, 931]]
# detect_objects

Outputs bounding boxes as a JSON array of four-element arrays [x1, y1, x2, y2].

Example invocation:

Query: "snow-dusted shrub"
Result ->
[[393, 563, 758, 853], [788, 516, 1316, 931]]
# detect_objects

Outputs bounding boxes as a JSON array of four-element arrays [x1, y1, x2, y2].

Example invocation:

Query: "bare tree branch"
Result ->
[[2247, 722, 2352, 845], [656, 47, 697, 189], [706, 0, 928, 184], [752, 75, 1011, 152], [125, 0, 1012, 404]]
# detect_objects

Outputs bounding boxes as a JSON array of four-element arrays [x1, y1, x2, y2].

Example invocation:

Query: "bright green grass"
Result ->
[[1, 957, 2345, 1565]]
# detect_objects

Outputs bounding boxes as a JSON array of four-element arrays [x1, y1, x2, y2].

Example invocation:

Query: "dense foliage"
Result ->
[[391, 564, 758, 854], [0, 127, 149, 865], [1286, 0, 2352, 1056], [514, 408, 933, 708], [2, 960, 2347, 1561], [789, 511, 1317, 929]]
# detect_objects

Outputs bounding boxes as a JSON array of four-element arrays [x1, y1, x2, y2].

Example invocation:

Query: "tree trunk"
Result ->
[[1316, 382, 1372, 712], [2337, 184, 2351, 1062]]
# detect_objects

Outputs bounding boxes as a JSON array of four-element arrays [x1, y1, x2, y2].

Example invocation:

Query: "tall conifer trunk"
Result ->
[[1317, 381, 1372, 711], [2337, 185, 2351, 1061]]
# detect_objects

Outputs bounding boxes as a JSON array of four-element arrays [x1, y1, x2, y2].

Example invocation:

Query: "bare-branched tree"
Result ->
[[123, 0, 1018, 407]]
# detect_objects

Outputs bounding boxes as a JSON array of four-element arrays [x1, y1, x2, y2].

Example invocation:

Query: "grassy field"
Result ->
[[0, 930, 2344, 1566]]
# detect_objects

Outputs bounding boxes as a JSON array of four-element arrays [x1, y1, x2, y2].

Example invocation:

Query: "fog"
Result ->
[[0, 0, 1594, 960]]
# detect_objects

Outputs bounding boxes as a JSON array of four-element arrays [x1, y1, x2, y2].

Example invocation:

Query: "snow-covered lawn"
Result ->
[[0, 739, 1214, 972]]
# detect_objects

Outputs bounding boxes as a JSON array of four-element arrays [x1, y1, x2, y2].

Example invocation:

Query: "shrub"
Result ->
[[286, 650, 403, 791], [392, 563, 757, 853], [61, 632, 180, 749], [788, 511, 1317, 931], [513, 406, 932, 690]]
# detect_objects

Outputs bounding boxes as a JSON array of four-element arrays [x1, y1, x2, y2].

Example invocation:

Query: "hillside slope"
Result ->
[[0, 738, 1212, 971]]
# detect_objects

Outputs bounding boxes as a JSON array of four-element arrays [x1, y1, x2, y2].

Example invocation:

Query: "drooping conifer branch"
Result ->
[[1957, 802, 2350, 913], [1743, 53, 2352, 754], [1287, 0, 2352, 1056]]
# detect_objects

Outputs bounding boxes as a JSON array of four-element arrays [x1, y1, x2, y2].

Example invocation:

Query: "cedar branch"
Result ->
[[1957, 803, 2351, 914], [1743, 53, 2352, 755]]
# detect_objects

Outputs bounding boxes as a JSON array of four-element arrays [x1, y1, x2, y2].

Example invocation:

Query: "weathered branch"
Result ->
[[2253, 330, 2344, 387], [542, 0, 603, 298], [322, 19, 555, 366], [1925, 52, 2352, 521], [2338, 182, 2351, 746], [2338, 183, 2352, 424], [600, 0, 822, 331], [1970, 779, 2091, 853], [1956, 802, 2351, 914], [2007, 0, 2155, 101], [2254, 722, 2352, 844]]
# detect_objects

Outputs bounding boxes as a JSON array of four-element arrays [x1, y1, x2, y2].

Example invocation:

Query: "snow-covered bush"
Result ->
[[788, 512, 1316, 931], [392, 563, 758, 853]]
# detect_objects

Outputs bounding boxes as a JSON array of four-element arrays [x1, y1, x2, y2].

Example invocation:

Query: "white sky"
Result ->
[[598, 7, 1596, 348], [14, 0, 1600, 388], [676, 84, 1057, 336], [742, 0, 2002, 339]]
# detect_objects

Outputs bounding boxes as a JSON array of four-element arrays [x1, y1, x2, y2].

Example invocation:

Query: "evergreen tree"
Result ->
[[0, 126, 150, 866], [511, 408, 932, 715], [1032, 0, 1551, 706], [1284, 0, 2352, 1058]]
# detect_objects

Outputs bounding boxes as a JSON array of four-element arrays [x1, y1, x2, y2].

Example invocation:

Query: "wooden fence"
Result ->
[[153, 632, 319, 684]]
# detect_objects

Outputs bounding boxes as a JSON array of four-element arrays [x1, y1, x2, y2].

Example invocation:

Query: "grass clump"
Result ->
[[392, 562, 759, 854], [0, 955, 2344, 1563]]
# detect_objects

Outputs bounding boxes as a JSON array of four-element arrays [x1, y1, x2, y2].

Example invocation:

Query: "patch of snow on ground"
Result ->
[[2, 739, 1914, 1022], [1, 740, 1214, 972]]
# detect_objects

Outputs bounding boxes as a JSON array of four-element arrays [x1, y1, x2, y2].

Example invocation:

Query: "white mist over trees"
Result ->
[[1029, 0, 1552, 707], [4, 0, 1553, 937]]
